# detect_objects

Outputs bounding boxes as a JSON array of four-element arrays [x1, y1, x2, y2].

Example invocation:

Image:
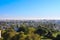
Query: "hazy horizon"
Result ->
[[0, 17, 60, 20]]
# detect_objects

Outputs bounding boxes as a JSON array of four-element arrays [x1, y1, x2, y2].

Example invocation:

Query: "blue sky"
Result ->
[[0, 0, 60, 20]]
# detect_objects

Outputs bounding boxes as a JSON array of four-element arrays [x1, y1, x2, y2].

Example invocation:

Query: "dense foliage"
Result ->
[[0, 20, 60, 40]]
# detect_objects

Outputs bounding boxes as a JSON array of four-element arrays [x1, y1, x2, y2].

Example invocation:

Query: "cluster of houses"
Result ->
[[0, 20, 60, 31]]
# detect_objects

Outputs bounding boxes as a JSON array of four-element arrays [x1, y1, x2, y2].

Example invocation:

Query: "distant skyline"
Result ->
[[0, 0, 60, 20]]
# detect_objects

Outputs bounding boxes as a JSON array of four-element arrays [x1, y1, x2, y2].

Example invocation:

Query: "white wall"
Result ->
[[0, 30, 1, 38]]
